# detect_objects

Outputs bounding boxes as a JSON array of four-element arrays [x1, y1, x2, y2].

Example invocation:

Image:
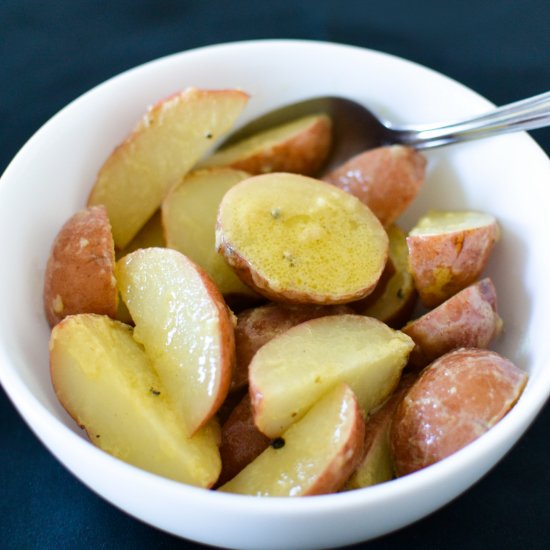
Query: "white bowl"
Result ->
[[1, 40, 549, 550]]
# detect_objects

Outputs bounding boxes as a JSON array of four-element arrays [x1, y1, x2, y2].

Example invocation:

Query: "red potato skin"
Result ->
[[407, 222, 499, 308], [217, 393, 271, 486], [323, 145, 426, 227], [390, 348, 528, 476], [304, 387, 366, 495], [225, 116, 332, 176], [43, 205, 117, 327], [402, 278, 503, 369], [232, 303, 353, 392]]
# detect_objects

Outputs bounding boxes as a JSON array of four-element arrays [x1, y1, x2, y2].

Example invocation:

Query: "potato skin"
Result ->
[[402, 278, 502, 369], [407, 219, 499, 308], [323, 145, 426, 226], [391, 348, 527, 476], [217, 393, 271, 486], [232, 302, 353, 391], [43, 205, 117, 327]]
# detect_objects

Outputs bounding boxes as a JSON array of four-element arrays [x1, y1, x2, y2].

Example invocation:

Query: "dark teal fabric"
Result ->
[[1, 1, 549, 548]]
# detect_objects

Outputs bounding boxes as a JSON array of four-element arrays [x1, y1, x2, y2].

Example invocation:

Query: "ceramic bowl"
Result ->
[[1, 40, 549, 549]]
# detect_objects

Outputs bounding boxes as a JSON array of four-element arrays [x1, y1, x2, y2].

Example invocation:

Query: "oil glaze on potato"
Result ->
[[391, 348, 527, 476], [116, 248, 235, 437], [219, 383, 364, 496], [200, 114, 332, 176], [43, 205, 117, 327], [407, 210, 500, 307], [249, 314, 414, 438], [162, 168, 259, 303], [216, 173, 389, 304], [218, 393, 271, 486], [50, 314, 221, 487], [232, 302, 353, 392], [352, 225, 416, 328], [402, 278, 502, 369], [323, 145, 426, 227], [88, 88, 249, 248]]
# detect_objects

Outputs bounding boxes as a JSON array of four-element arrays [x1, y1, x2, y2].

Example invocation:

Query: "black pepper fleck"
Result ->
[[397, 288, 404, 299], [271, 437, 285, 449], [150, 387, 161, 396]]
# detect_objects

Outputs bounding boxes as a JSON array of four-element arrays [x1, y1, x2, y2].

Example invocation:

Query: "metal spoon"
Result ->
[[225, 91, 550, 169]]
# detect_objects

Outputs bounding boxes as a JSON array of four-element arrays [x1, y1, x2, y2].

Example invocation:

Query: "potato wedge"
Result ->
[[352, 225, 417, 328], [116, 209, 165, 258], [162, 168, 259, 303], [250, 314, 414, 438], [323, 145, 426, 226], [199, 114, 332, 176], [407, 210, 500, 307], [88, 88, 249, 248], [43, 205, 117, 327], [218, 393, 271, 486], [232, 302, 353, 392], [216, 173, 389, 304], [219, 383, 364, 496], [50, 314, 221, 487], [116, 248, 235, 436], [391, 348, 527, 476], [402, 278, 502, 369], [344, 373, 416, 490]]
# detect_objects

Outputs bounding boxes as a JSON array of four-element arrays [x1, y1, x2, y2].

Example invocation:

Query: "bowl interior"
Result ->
[[1, 40, 549, 550]]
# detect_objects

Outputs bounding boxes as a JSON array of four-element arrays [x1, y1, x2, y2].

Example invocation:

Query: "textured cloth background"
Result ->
[[1, 1, 549, 548]]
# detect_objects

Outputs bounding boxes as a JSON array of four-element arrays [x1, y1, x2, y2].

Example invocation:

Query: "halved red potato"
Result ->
[[232, 302, 353, 392], [250, 314, 414, 438], [407, 210, 500, 307], [50, 314, 221, 487], [88, 88, 249, 248], [217, 393, 271, 486], [323, 145, 426, 226], [43, 205, 117, 327], [199, 114, 332, 176], [216, 173, 389, 304], [352, 225, 417, 328], [116, 248, 235, 437], [391, 348, 528, 476], [402, 278, 503, 369], [162, 168, 260, 304], [344, 373, 416, 490], [219, 383, 364, 496]]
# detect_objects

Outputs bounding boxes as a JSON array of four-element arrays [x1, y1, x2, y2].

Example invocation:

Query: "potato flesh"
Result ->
[[88, 88, 249, 248], [250, 314, 414, 438], [409, 210, 498, 236], [49, 314, 221, 487], [162, 168, 256, 298], [217, 173, 388, 303], [116, 248, 232, 436], [219, 383, 363, 496]]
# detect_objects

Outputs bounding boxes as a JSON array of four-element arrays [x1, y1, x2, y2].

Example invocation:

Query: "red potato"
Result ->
[[402, 278, 503, 369], [88, 88, 249, 248], [216, 173, 389, 304], [219, 383, 365, 496], [199, 113, 332, 176], [232, 302, 353, 392], [344, 373, 416, 490], [43, 205, 117, 327], [323, 145, 426, 226], [217, 393, 271, 486], [352, 224, 417, 328], [391, 348, 528, 476], [116, 248, 235, 437], [407, 210, 500, 307]]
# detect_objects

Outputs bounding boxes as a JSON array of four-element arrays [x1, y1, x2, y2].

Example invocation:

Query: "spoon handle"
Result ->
[[392, 91, 550, 149]]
